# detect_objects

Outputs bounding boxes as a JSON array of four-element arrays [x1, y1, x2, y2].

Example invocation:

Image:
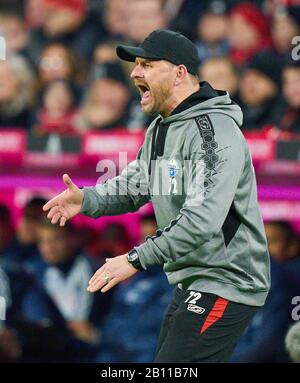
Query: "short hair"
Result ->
[[38, 215, 74, 234], [23, 197, 47, 221], [0, 203, 11, 225], [203, 57, 238, 74], [190, 73, 200, 85], [265, 220, 296, 241], [140, 212, 157, 223], [0, 54, 35, 116]]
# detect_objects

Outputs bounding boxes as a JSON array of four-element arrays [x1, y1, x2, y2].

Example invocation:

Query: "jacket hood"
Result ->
[[161, 82, 243, 128]]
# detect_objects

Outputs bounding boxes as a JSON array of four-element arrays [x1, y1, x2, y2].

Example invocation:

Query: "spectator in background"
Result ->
[[0, 252, 103, 362], [28, 0, 101, 63], [275, 59, 300, 135], [37, 43, 85, 98], [126, 0, 168, 44], [266, 221, 300, 263], [228, 2, 272, 66], [88, 55, 150, 130], [271, 5, 300, 62], [101, 222, 132, 257], [91, 30, 135, 95], [86, 222, 132, 261], [0, 204, 88, 362], [89, 51, 130, 88], [92, 42, 121, 70], [32, 79, 78, 135], [13, 197, 47, 266], [0, 12, 30, 59], [0, 260, 72, 362], [239, 51, 282, 131], [101, 0, 129, 41], [25, 0, 45, 29], [194, 0, 229, 62], [98, 213, 174, 363], [199, 57, 240, 102], [267, 221, 300, 293], [75, 77, 131, 131], [166, 0, 206, 40], [265, 221, 300, 292], [0, 55, 35, 130], [230, 221, 300, 363], [31, 218, 111, 350]]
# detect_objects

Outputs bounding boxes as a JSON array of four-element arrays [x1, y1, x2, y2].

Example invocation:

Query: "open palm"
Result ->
[[43, 174, 84, 226]]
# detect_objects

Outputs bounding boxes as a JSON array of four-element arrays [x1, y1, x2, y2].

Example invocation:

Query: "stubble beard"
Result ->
[[142, 82, 173, 116]]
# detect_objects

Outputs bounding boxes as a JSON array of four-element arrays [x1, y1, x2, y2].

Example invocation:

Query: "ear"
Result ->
[[174, 65, 188, 86]]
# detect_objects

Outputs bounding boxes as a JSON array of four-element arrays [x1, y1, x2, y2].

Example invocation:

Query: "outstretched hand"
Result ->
[[43, 174, 84, 227]]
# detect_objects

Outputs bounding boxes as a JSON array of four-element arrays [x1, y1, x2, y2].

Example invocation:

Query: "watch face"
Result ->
[[129, 252, 138, 262]]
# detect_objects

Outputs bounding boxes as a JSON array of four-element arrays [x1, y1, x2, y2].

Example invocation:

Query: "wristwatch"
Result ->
[[127, 249, 144, 271]]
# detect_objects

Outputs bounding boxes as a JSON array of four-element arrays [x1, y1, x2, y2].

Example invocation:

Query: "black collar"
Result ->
[[170, 81, 222, 116]]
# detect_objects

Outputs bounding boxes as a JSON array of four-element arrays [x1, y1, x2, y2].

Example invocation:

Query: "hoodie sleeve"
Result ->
[[80, 147, 150, 218], [134, 114, 247, 269]]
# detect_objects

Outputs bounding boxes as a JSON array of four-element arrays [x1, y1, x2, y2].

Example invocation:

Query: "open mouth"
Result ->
[[137, 84, 151, 105]]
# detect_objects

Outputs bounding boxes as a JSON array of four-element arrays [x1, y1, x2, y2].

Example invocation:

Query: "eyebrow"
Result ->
[[135, 58, 153, 64]]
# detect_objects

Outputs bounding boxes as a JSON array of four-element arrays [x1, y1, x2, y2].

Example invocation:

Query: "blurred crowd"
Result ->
[[0, 197, 173, 362], [1, 0, 300, 363], [0, 0, 299, 136], [0, 197, 300, 362]]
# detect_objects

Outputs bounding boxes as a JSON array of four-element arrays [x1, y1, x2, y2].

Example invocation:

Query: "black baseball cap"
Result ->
[[116, 29, 201, 75]]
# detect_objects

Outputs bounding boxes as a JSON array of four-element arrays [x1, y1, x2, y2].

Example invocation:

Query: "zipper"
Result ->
[[148, 119, 161, 176], [148, 119, 170, 196]]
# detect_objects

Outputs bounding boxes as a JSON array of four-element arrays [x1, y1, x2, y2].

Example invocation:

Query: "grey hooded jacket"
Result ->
[[81, 82, 270, 307]]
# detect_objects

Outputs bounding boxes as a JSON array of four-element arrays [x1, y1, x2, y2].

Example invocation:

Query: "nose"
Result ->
[[130, 64, 143, 79]]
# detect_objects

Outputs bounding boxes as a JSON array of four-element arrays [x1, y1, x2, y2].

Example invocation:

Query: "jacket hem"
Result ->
[[177, 278, 269, 307]]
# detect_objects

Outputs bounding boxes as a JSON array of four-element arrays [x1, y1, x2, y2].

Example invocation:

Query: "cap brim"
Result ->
[[116, 45, 160, 62]]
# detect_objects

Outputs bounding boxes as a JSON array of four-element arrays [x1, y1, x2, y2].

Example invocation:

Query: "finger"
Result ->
[[59, 216, 67, 227], [101, 278, 119, 293], [88, 269, 112, 291], [63, 173, 77, 192], [105, 258, 111, 262], [47, 206, 60, 220], [43, 197, 58, 212], [51, 212, 61, 225], [88, 272, 107, 289], [87, 275, 108, 292], [88, 267, 106, 285]]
